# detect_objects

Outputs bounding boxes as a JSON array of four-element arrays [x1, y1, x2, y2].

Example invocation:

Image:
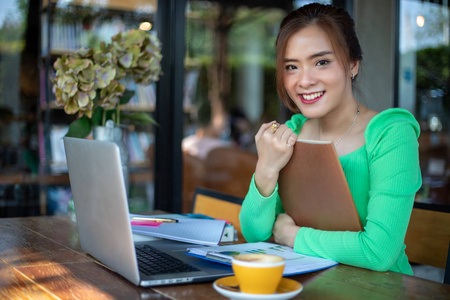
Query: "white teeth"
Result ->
[[302, 91, 324, 100]]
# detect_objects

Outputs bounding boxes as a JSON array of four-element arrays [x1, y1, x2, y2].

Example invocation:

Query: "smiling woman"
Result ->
[[282, 25, 357, 121], [239, 3, 422, 276]]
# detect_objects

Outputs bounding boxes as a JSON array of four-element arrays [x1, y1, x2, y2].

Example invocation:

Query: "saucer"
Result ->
[[213, 276, 303, 300]]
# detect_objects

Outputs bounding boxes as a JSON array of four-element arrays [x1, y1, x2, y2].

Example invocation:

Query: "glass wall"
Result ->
[[181, 0, 331, 212], [41, 0, 159, 213], [399, 0, 450, 206], [0, 0, 40, 216], [0, 0, 159, 217], [181, 1, 286, 211]]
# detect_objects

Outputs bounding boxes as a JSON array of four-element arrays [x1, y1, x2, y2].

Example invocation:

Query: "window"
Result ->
[[0, 0, 40, 216], [399, 0, 450, 206], [180, 1, 335, 212], [181, 1, 288, 211]]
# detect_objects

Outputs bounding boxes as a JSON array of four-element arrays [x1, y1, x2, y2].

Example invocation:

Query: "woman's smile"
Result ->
[[300, 91, 325, 104]]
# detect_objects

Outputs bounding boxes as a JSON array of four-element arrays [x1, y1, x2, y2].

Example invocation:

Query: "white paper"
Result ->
[[187, 242, 338, 275]]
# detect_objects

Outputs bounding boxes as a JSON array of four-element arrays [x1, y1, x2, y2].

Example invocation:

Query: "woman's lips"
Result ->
[[300, 91, 325, 104]]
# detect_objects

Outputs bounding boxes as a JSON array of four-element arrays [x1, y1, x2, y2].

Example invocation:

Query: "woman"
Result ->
[[239, 3, 421, 275]]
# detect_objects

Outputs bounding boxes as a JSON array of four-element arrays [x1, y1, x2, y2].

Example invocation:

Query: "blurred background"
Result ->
[[0, 0, 448, 218]]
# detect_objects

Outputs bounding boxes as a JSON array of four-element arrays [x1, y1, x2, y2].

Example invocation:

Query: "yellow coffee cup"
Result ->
[[231, 253, 285, 294]]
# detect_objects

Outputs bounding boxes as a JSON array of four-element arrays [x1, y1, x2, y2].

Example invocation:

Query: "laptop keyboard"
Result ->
[[135, 244, 201, 276]]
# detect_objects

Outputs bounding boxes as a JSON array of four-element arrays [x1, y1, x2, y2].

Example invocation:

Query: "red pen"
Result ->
[[131, 220, 162, 227], [130, 217, 178, 223]]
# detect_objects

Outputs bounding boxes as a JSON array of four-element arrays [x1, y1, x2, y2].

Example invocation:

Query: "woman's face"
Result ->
[[283, 25, 356, 119]]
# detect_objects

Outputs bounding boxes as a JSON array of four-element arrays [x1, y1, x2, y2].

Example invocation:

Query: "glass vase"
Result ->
[[92, 120, 130, 196]]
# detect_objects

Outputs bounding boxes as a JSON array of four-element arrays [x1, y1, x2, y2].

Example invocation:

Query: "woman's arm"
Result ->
[[291, 113, 421, 272], [239, 176, 285, 242], [253, 122, 297, 196], [240, 120, 297, 242]]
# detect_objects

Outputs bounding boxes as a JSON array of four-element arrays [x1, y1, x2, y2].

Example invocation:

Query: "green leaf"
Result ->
[[65, 115, 92, 138], [91, 107, 104, 127], [119, 89, 135, 105], [103, 110, 116, 124], [121, 112, 158, 125]]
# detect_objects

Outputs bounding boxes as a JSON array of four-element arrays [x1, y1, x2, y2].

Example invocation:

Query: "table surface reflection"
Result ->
[[0, 215, 449, 299]]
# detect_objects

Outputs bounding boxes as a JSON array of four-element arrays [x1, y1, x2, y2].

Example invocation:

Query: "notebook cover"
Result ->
[[278, 139, 362, 232], [130, 213, 227, 246]]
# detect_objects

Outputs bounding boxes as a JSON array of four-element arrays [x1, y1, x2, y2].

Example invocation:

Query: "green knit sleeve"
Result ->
[[292, 108, 422, 274], [285, 114, 308, 134], [239, 114, 306, 242], [239, 174, 285, 242]]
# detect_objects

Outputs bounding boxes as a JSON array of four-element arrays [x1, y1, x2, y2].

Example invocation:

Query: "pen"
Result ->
[[205, 251, 233, 264], [131, 217, 178, 223]]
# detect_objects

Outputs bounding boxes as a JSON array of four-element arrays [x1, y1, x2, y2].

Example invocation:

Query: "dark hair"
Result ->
[[275, 3, 363, 113]]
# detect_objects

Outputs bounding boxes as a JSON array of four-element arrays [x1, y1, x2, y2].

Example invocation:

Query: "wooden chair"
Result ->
[[191, 187, 243, 235], [203, 147, 257, 198], [404, 207, 450, 283], [445, 241, 450, 284], [182, 152, 206, 213]]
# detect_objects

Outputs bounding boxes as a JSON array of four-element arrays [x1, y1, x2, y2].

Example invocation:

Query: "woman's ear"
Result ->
[[350, 60, 360, 78]]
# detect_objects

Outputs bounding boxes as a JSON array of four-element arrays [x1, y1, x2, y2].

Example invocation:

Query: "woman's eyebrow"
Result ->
[[309, 50, 333, 59], [284, 50, 333, 62]]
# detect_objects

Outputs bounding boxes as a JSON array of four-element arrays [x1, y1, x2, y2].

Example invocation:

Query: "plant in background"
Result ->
[[52, 29, 162, 138]]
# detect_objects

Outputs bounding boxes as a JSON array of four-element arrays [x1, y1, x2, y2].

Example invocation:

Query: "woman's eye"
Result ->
[[285, 65, 297, 70], [316, 60, 329, 66]]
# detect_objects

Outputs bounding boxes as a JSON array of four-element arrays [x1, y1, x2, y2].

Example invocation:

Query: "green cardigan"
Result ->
[[239, 108, 422, 275]]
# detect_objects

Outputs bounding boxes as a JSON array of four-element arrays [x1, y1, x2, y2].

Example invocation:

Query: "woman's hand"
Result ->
[[254, 121, 297, 196], [273, 213, 300, 248]]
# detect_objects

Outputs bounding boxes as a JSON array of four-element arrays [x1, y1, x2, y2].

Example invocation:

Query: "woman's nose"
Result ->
[[297, 69, 317, 88]]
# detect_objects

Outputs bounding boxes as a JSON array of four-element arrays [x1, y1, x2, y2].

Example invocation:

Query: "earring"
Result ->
[[351, 73, 355, 80]]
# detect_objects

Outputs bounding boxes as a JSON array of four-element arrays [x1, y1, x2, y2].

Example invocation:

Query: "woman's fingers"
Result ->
[[273, 213, 298, 247], [263, 123, 296, 150], [253, 122, 297, 194], [255, 121, 297, 166], [286, 132, 298, 148], [255, 121, 278, 142], [268, 122, 280, 134]]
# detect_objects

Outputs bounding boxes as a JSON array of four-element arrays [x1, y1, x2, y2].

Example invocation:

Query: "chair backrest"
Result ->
[[404, 208, 450, 270], [191, 187, 243, 234], [182, 152, 206, 213], [445, 241, 450, 284], [203, 147, 257, 198]]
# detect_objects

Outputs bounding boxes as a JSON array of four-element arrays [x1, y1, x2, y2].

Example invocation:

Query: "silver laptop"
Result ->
[[63, 137, 233, 287]]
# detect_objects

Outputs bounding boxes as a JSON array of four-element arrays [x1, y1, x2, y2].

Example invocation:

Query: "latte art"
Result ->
[[234, 254, 284, 263]]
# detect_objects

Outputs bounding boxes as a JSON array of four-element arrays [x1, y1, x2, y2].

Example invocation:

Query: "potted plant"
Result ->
[[52, 28, 162, 138], [52, 29, 162, 194]]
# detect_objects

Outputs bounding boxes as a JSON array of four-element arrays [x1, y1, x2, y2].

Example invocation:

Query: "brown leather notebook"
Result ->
[[278, 139, 362, 232]]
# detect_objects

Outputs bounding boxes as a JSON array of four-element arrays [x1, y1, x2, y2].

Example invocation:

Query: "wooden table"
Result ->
[[1, 215, 449, 299]]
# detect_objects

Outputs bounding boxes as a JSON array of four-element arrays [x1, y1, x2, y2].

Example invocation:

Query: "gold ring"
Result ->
[[270, 122, 279, 133]]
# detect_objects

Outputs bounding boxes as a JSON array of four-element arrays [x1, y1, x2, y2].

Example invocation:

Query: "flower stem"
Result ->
[[102, 109, 106, 126], [116, 104, 120, 125]]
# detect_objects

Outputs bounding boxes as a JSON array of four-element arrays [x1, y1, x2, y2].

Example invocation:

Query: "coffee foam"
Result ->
[[234, 254, 284, 263]]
